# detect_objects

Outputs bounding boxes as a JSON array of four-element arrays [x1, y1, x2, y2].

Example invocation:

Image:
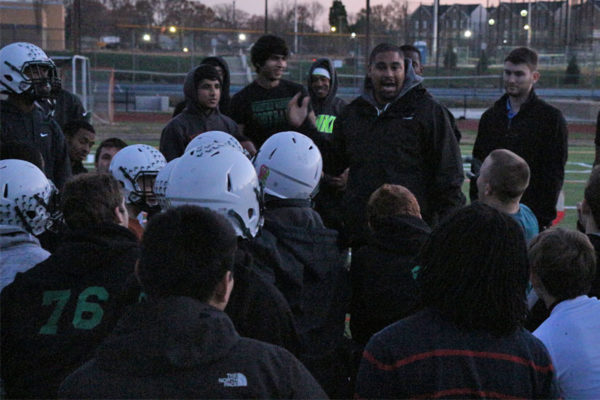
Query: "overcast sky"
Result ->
[[200, 0, 504, 30]]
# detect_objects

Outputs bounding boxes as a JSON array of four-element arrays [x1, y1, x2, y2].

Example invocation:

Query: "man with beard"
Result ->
[[471, 47, 568, 230], [288, 43, 465, 246]]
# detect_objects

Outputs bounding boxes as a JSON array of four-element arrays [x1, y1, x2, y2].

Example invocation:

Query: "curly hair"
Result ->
[[250, 35, 289, 72], [417, 202, 529, 336]]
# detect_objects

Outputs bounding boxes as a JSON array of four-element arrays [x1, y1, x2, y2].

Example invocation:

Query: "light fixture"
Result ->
[[238, 33, 247, 42], [330, 26, 337, 33], [524, 24, 530, 30], [520, 9, 528, 17], [464, 30, 473, 38], [169, 26, 177, 33], [142, 33, 151, 42], [488, 18, 495, 26], [183, 47, 189, 52], [351, 32, 357, 38]]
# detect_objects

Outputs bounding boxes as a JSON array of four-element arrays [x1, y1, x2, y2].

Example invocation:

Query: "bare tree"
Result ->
[[307, 1, 324, 31]]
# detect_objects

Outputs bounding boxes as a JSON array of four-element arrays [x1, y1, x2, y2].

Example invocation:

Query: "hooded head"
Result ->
[[201, 56, 231, 113], [307, 58, 339, 111], [183, 64, 222, 112]]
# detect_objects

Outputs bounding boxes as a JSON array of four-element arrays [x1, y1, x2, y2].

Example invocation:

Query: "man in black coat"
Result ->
[[471, 47, 568, 230], [0, 42, 71, 189], [59, 206, 326, 399], [288, 43, 465, 246], [1, 173, 139, 399]]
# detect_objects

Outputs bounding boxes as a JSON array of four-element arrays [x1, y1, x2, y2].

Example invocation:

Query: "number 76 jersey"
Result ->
[[0, 224, 140, 399]]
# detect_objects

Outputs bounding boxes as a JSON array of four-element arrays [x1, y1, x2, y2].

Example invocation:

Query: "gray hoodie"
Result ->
[[0, 225, 50, 292]]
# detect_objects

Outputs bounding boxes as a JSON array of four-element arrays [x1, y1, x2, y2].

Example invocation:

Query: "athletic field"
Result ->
[[92, 114, 596, 230]]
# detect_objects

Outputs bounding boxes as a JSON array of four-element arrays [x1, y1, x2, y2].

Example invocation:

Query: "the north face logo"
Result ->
[[219, 373, 248, 387]]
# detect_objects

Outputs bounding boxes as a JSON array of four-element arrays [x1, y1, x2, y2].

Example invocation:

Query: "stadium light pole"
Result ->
[[365, 0, 370, 62], [264, 0, 268, 33]]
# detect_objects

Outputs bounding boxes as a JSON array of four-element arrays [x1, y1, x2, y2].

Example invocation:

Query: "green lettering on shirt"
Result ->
[[39, 290, 71, 335], [315, 114, 337, 134], [72, 286, 109, 330]]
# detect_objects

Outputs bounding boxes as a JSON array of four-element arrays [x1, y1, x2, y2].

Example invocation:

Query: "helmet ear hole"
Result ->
[[227, 174, 232, 192], [248, 208, 254, 219], [3, 184, 8, 198], [4, 75, 13, 82]]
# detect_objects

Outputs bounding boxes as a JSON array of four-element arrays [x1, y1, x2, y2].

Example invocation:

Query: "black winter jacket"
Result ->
[[248, 200, 350, 396], [225, 244, 302, 356], [1, 99, 71, 189], [301, 68, 465, 244], [59, 296, 327, 399], [159, 65, 244, 161], [472, 91, 568, 228], [0, 224, 139, 399], [350, 215, 430, 346], [249, 201, 349, 348]]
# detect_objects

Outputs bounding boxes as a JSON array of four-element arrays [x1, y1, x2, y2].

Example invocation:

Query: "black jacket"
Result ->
[[248, 200, 350, 390], [38, 89, 87, 130], [160, 65, 244, 161], [472, 91, 568, 228], [252, 200, 350, 346], [225, 244, 302, 356], [1, 99, 71, 189], [59, 296, 327, 399], [0, 224, 139, 399], [301, 67, 465, 244], [350, 215, 430, 346]]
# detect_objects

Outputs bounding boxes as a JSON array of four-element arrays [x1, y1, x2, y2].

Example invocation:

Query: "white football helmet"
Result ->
[[153, 157, 180, 212], [253, 131, 322, 200], [109, 144, 166, 212], [0, 159, 57, 235], [0, 42, 58, 99], [184, 130, 250, 159], [165, 144, 263, 239]]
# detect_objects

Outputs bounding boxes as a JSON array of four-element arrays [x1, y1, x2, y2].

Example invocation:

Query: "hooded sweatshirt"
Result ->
[[307, 58, 348, 134], [58, 296, 327, 399], [159, 65, 244, 161], [172, 57, 232, 117], [0, 225, 50, 292], [248, 199, 350, 396], [1, 223, 140, 399], [350, 215, 430, 346]]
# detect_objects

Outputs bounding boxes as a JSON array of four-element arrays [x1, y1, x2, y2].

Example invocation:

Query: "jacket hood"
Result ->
[[260, 205, 341, 283], [361, 59, 424, 111], [0, 225, 41, 250], [96, 296, 240, 375], [53, 223, 139, 278], [369, 214, 430, 254], [201, 56, 230, 92], [307, 58, 340, 112]]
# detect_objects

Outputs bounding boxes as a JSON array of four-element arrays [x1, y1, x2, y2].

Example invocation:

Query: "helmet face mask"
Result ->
[[0, 159, 58, 236], [0, 42, 59, 100], [109, 145, 167, 215]]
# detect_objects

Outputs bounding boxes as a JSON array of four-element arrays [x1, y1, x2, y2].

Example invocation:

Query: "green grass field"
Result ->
[[92, 120, 595, 230]]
